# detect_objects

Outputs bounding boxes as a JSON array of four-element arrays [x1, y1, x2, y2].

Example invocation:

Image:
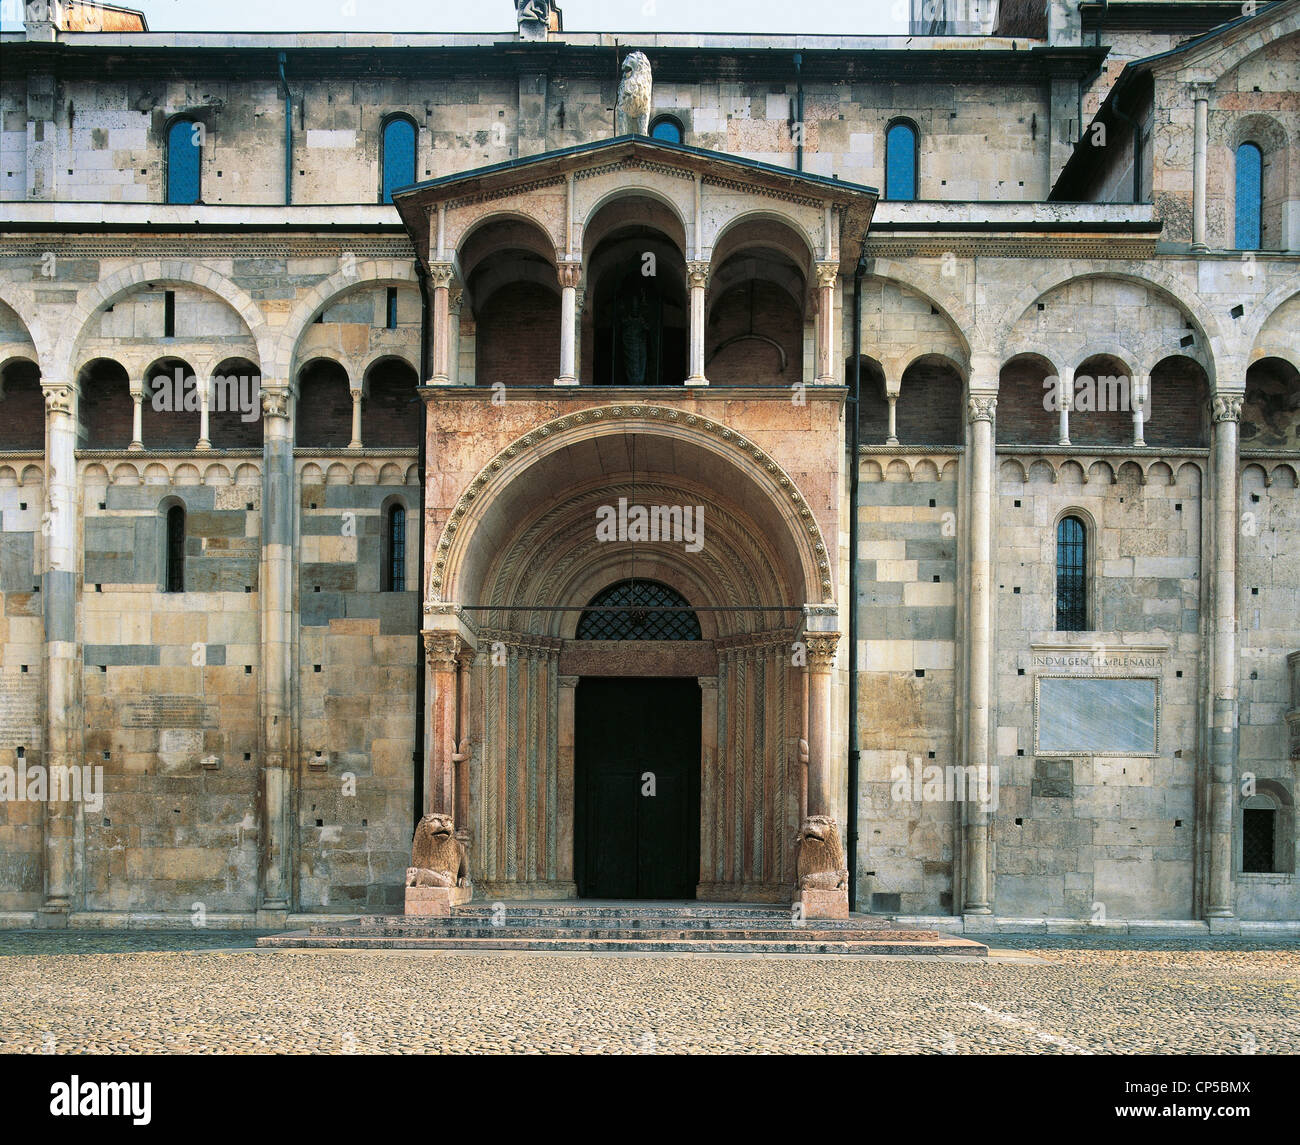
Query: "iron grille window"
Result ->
[[384, 505, 406, 592], [575, 579, 701, 641], [1242, 808, 1276, 873], [1056, 515, 1087, 631], [165, 505, 185, 593]]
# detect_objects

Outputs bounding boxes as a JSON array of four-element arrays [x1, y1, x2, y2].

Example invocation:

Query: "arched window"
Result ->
[[166, 117, 201, 205], [1241, 782, 1294, 874], [382, 502, 406, 592], [1235, 141, 1263, 250], [165, 504, 186, 593], [650, 116, 683, 144], [1055, 515, 1087, 631], [1243, 805, 1276, 872], [885, 120, 918, 202], [381, 116, 417, 205], [576, 579, 701, 641]]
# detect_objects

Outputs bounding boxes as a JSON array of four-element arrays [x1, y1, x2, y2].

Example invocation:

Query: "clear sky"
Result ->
[[1, 0, 911, 35]]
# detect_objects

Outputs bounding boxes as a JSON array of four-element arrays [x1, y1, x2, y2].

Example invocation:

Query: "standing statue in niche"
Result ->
[[616, 51, 653, 136], [618, 287, 651, 385]]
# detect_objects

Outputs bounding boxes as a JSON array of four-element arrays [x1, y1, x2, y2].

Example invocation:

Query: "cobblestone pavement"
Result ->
[[0, 931, 1296, 1054]]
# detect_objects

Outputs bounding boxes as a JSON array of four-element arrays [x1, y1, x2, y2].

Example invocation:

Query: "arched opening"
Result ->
[[1070, 353, 1134, 446], [381, 498, 408, 592], [295, 358, 353, 447], [849, 355, 889, 443], [1055, 514, 1088, 632], [362, 357, 420, 449], [1241, 780, 1294, 874], [164, 501, 186, 593], [76, 358, 132, 449], [1146, 355, 1209, 448], [166, 117, 201, 205], [209, 357, 263, 449], [576, 579, 702, 640], [1242, 357, 1300, 450], [997, 353, 1058, 445], [885, 119, 918, 201], [0, 359, 44, 450], [1235, 141, 1263, 250], [141, 357, 201, 450], [650, 115, 683, 144], [381, 115, 417, 205], [585, 195, 687, 386], [897, 355, 964, 447], [461, 217, 560, 389]]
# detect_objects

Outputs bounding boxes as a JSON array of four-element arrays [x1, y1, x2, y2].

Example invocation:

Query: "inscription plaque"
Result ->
[[0, 677, 41, 749], [1036, 676, 1158, 755], [122, 696, 213, 729]]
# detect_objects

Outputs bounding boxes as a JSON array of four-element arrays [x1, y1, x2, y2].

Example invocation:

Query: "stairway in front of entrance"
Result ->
[[256, 902, 987, 956]]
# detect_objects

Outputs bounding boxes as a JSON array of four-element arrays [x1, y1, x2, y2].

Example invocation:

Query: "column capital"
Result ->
[[558, 675, 580, 690], [41, 382, 73, 416], [448, 285, 464, 313], [260, 385, 291, 420], [429, 261, 455, 290], [686, 260, 710, 289], [804, 632, 840, 669], [423, 630, 463, 670], [814, 261, 840, 289], [1212, 394, 1244, 423], [557, 259, 582, 290], [697, 676, 718, 691], [967, 394, 998, 423]]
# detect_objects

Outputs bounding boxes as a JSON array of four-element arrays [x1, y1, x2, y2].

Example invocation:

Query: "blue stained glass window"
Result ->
[[166, 118, 201, 205], [1235, 142, 1263, 250], [382, 117, 416, 204], [885, 121, 917, 202], [651, 117, 682, 144]]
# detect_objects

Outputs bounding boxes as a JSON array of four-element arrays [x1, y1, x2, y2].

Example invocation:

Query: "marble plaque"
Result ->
[[0, 677, 41, 750], [1036, 676, 1158, 755], [122, 696, 213, 728]]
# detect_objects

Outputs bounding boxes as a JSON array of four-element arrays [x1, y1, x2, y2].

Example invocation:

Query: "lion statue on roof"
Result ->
[[616, 51, 653, 137]]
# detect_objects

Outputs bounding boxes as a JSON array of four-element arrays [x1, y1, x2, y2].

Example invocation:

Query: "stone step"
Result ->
[[297, 924, 930, 941], [336, 914, 894, 933], [256, 932, 987, 956]]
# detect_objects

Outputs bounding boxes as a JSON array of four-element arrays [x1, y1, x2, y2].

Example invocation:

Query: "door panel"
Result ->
[[575, 677, 701, 899]]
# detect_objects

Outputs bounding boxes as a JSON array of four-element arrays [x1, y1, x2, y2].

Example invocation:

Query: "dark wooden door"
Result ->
[[575, 677, 700, 899]]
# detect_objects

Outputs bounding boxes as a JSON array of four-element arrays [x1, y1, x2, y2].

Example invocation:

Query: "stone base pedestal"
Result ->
[[405, 885, 472, 917], [1207, 914, 1241, 936], [800, 887, 849, 919]]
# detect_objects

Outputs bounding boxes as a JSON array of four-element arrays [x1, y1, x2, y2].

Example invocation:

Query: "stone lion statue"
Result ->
[[406, 812, 470, 889], [795, 815, 848, 891], [616, 51, 653, 136]]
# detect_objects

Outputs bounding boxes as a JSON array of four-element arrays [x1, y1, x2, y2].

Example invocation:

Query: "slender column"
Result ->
[[197, 372, 211, 449], [454, 651, 472, 833], [557, 676, 578, 883], [697, 676, 718, 889], [1192, 85, 1210, 252], [430, 261, 454, 384], [1133, 375, 1148, 447], [448, 286, 463, 387], [685, 260, 709, 385], [1057, 367, 1072, 446], [964, 391, 997, 915], [258, 383, 294, 921], [39, 381, 79, 924], [348, 386, 363, 449], [555, 260, 581, 386], [423, 632, 461, 817], [886, 393, 899, 445], [814, 262, 838, 384], [129, 381, 144, 450], [573, 288, 586, 384], [803, 632, 839, 817], [1207, 394, 1243, 920]]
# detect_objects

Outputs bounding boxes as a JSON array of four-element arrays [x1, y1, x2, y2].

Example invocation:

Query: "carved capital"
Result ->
[[1212, 394, 1243, 423], [804, 632, 840, 669], [686, 260, 710, 290], [41, 383, 73, 417], [814, 261, 840, 290], [429, 262, 455, 290], [260, 387, 290, 420], [557, 260, 582, 290], [967, 394, 998, 423], [423, 631, 462, 671], [448, 286, 464, 313]]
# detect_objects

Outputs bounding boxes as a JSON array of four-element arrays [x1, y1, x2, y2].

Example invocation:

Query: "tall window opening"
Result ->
[[1056, 515, 1087, 631], [885, 120, 918, 201], [381, 116, 417, 204], [165, 504, 186, 593], [1242, 807, 1276, 873], [383, 503, 406, 592], [166, 117, 201, 205], [1235, 142, 1263, 250]]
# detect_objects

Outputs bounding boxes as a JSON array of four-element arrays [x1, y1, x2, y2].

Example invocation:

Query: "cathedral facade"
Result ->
[[0, 0, 1297, 928]]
